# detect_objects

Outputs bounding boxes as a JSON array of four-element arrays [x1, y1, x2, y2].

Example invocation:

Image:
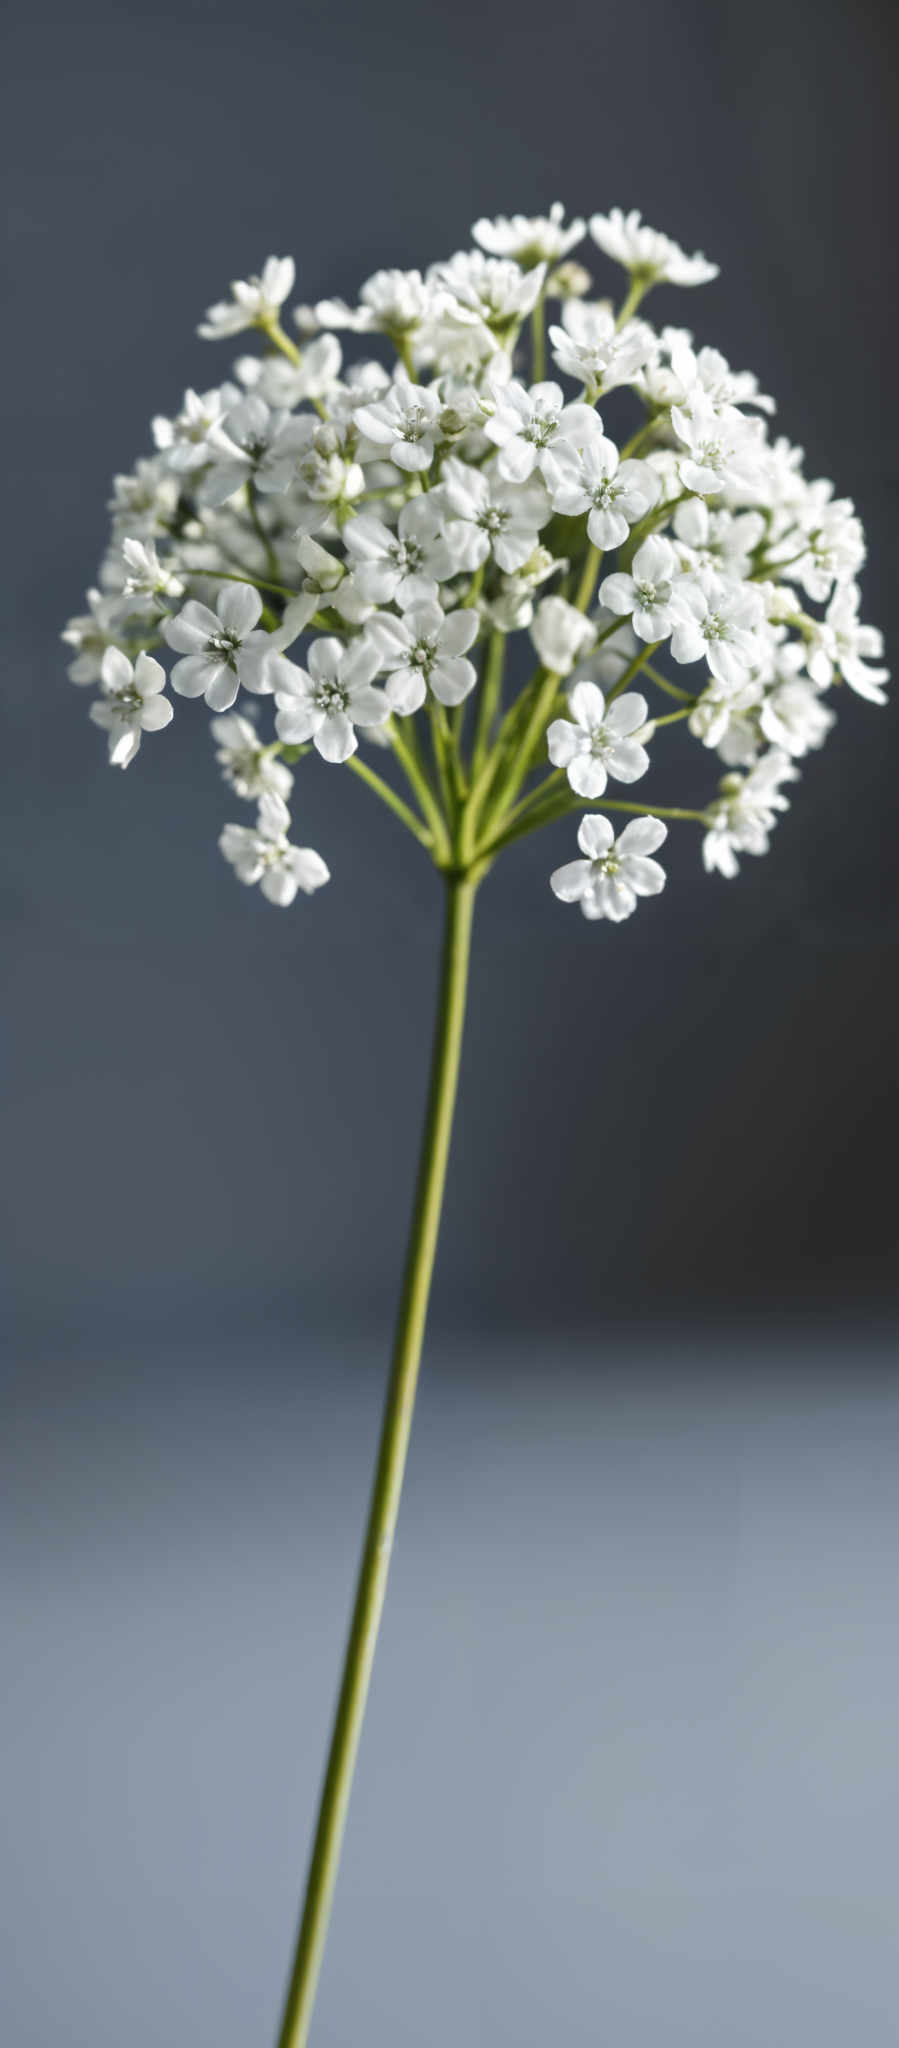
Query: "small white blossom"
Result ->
[[702, 751, 797, 877], [121, 537, 184, 605], [669, 570, 764, 685], [164, 584, 291, 710], [89, 648, 173, 767], [483, 378, 599, 483], [219, 792, 329, 905], [551, 813, 668, 921], [589, 210, 718, 287], [342, 497, 461, 606], [152, 385, 241, 470], [806, 584, 889, 703], [62, 588, 128, 684], [529, 595, 597, 676], [199, 395, 306, 506], [308, 268, 438, 340], [429, 251, 545, 335], [549, 302, 654, 399], [672, 498, 765, 578], [367, 601, 478, 712], [471, 204, 585, 265], [543, 436, 659, 547], [670, 396, 764, 497], [211, 712, 294, 800], [547, 681, 651, 797], [759, 680, 835, 756], [274, 637, 389, 762], [354, 373, 443, 473], [599, 536, 683, 642], [199, 257, 295, 340], [441, 459, 549, 572]]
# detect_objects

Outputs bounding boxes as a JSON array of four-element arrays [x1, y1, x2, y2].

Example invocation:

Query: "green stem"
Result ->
[[345, 755, 434, 848], [274, 873, 478, 2048], [389, 721, 451, 863], [641, 661, 692, 703], [530, 300, 546, 383], [573, 542, 603, 614], [261, 316, 302, 367], [470, 629, 506, 779]]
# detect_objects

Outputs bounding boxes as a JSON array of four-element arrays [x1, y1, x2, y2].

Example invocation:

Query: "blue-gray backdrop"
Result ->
[[3, 1, 897, 2043]]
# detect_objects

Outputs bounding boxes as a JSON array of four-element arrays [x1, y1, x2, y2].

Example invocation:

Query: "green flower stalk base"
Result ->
[[274, 873, 476, 2048]]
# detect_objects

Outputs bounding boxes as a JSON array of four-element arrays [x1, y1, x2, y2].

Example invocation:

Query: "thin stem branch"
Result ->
[[273, 875, 478, 2048], [530, 300, 546, 383], [345, 755, 434, 848]]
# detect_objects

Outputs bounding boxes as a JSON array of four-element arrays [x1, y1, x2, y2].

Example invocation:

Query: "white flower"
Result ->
[[342, 497, 461, 606], [547, 681, 651, 797], [309, 268, 437, 339], [164, 584, 290, 710], [353, 373, 442, 473], [672, 498, 765, 578], [551, 813, 668, 921], [471, 204, 585, 265], [806, 584, 889, 704], [667, 337, 774, 414], [549, 302, 654, 399], [702, 751, 797, 877], [219, 792, 329, 905], [482, 378, 599, 482], [542, 435, 659, 547], [759, 680, 835, 756], [198, 395, 306, 507], [429, 251, 545, 334], [121, 537, 184, 604], [62, 588, 128, 684], [198, 257, 295, 340], [274, 637, 389, 762], [89, 648, 173, 767], [235, 335, 343, 410], [589, 210, 718, 287], [670, 396, 764, 497], [367, 601, 478, 711], [599, 536, 683, 643], [441, 458, 549, 572], [529, 595, 597, 676], [669, 570, 764, 685], [211, 712, 294, 800], [152, 385, 240, 470]]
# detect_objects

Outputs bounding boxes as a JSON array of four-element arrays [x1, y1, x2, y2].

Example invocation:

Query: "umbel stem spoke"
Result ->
[[274, 874, 477, 2048]]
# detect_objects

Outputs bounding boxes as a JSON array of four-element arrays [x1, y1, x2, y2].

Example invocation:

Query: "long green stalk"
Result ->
[[274, 872, 478, 2048]]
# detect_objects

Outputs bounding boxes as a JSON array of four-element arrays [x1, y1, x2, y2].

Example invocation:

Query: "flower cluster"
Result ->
[[64, 205, 887, 924]]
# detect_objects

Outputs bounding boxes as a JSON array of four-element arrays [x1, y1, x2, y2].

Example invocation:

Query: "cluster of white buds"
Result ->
[[63, 205, 887, 925]]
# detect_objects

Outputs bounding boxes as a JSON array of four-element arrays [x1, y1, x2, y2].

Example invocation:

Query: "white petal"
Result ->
[[550, 859, 592, 903], [577, 813, 614, 859]]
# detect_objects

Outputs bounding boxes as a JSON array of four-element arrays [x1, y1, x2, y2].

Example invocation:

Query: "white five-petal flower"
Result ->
[[164, 584, 290, 711], [89, 648, 173, 767], [199, 257, 295, 340], [599, 536, 683, 643], [274, 637, 389, 762], [589, 210, 718, 287], [219, 792, 329, 905], [547, 681, 651, 797], [367, 601, 478, 712], [551, 814, 668, 921], [542, 435, 659, 548]]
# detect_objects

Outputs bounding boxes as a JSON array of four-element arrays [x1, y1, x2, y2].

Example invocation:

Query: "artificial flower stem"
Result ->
[[274, 871, 478, 2048]]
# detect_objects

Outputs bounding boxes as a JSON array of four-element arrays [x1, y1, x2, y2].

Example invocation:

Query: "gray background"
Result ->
[[3, 0, 898, 2042]]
